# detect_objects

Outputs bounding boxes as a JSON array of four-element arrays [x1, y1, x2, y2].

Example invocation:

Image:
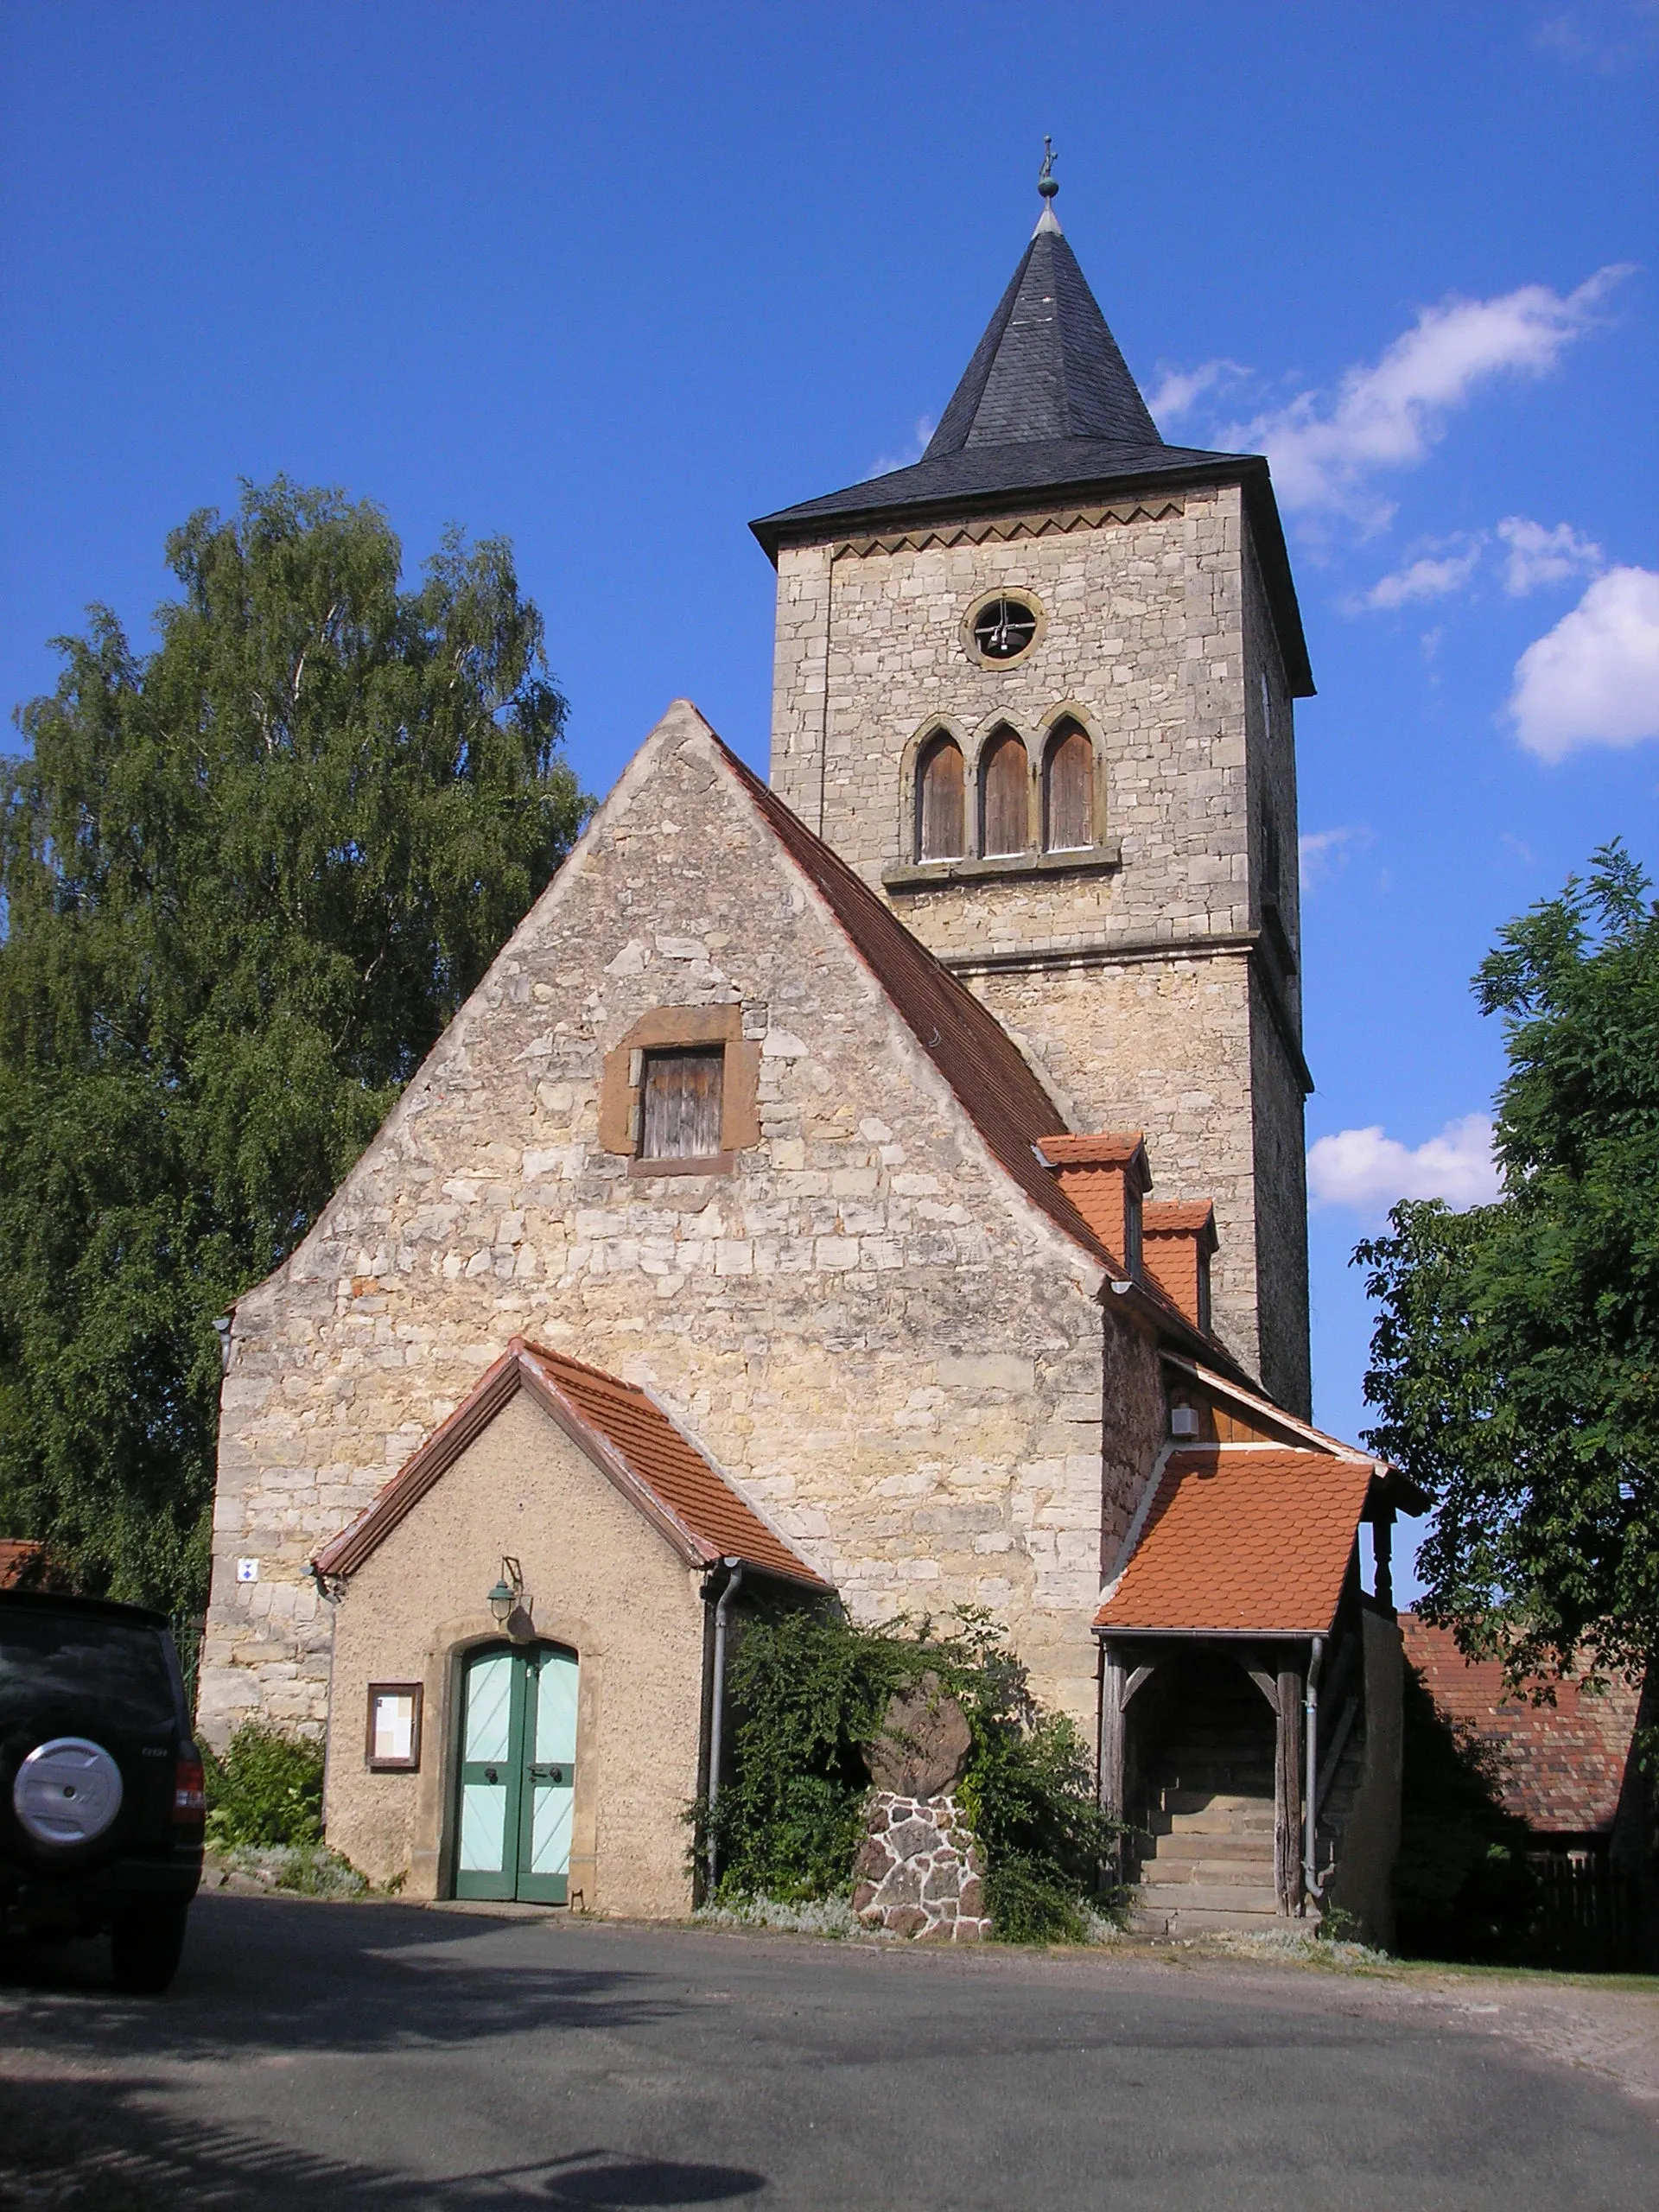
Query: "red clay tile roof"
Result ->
[[1037, 1133, 1151, 1184], [1041, 1136, 1139, 1163], [1144, 1201, 1218, 1243], [314, 1340, 828, 1588], [711, 739, 1255, 1383], [0, 1539, 45, 1589], [518, 1344, 823, 1584], [1095, 1448, 1376, 1635], [1399, 1614, 1643, 1838]]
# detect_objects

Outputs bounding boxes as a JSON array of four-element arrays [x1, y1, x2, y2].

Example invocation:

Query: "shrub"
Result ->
[[203, 1722, 324, 1848], [695, 1603, 1120, 1942]]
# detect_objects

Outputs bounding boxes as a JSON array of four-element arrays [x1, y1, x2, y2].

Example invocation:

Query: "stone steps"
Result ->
[[1132, 1775, 1287, 1936], [1137, 1880, 1281, 1915], [1159, 1831, 1274, 1866], [1135, 1904, 1288, 1937], [1157, 1790, 1276, 1823]]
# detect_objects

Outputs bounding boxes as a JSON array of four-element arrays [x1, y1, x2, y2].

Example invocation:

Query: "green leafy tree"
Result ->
[[1357, 843, 1658, 1692], [0, 479, 584, 1609]]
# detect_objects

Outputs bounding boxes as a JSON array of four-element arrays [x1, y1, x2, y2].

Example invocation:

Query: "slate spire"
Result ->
[[920, 208, 1163, 461], [752, 178, 1287, 613]]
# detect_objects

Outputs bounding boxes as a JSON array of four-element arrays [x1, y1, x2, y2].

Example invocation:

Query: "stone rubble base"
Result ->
[[852, 1790, 990, 1942]]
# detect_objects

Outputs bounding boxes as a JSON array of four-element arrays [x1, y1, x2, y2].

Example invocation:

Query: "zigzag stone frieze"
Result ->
[[832, 498, 1185, 560]]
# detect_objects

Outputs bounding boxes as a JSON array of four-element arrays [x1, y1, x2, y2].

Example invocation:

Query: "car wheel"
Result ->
[[110, 1905, 189, 1995]]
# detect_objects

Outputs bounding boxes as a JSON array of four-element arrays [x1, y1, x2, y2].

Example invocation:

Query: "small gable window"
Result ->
[[1044, 719, 1095, 852], [599, 1007, 760, 1175], [980, 728, 1029, 857], [640, 1048, 723, 1162], [916, 734, 966, 861]]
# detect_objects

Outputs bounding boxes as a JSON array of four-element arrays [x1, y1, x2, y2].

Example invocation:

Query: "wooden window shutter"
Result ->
[[640, 1049, 724, 1160], [980, 728, 1029, 856], [916, 737, 965, 861], [1044, 721, 1094, 852]]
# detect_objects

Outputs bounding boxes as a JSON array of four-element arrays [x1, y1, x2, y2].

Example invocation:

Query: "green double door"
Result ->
[[454, 1643, 578, 1903]]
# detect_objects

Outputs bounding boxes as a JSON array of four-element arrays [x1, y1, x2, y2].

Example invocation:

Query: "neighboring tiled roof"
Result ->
[[1399, 1614, 1643, 1839], [0, 1539, 44, 1589], [712, 737, 1256, 1384], [314, 1340, 828, 1588], [750, 216, 1313, 696], [1095, 1449, 1376, 1635]]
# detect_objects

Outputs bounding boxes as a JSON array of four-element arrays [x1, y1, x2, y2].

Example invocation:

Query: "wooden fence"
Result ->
[[1526, 1853, 1642, 1971]]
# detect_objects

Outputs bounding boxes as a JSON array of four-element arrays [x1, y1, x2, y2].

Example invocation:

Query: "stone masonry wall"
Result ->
[[1249, 966, 1313, 1415], [853, 1792, 988, 1942], [201, 707, 1166, 1755], [767, 483, 1310, 1402], [769, 492, 1246, 939], [966, 950, 1261, 1388]]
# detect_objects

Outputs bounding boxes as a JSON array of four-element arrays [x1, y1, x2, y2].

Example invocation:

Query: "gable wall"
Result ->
[[202, 718, 1165, 1760]]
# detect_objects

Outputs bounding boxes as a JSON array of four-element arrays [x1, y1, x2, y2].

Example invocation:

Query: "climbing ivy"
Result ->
[[695, 1604, 1119, 1942]]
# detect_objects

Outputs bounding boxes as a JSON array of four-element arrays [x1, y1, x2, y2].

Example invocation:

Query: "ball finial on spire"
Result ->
[[1037, 136, 1058, 200]]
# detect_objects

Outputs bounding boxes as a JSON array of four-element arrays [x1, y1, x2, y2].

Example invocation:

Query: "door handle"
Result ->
[[531, 1764, 568, 1784], [483, 1767, 499, 1784]]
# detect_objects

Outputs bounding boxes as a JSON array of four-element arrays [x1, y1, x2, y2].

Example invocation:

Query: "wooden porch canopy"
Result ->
[[1094, 1446, 1425, 1916]]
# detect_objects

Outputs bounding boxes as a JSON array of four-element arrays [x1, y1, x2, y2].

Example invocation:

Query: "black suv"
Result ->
[[0, 1590, 205, 1992]]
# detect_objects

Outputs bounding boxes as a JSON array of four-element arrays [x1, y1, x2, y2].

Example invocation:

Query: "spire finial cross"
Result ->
[[1038, 136, 1058, 200]]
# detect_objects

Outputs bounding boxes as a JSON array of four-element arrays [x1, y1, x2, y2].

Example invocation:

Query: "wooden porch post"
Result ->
[[1099, 1641, 1127, 1821], [1274, 1656, 1304, 1916]]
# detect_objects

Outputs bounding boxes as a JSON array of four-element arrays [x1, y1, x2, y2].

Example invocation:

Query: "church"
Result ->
[[199, 175, 1419, 1942]]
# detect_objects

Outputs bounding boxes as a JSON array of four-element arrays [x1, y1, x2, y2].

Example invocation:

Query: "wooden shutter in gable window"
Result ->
[[641, 1049, 724, 1160]]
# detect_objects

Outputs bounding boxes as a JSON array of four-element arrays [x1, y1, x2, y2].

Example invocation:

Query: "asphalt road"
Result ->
[[1, 1892, 1655, 2210]]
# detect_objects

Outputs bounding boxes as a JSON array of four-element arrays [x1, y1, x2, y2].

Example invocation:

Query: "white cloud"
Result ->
[[1299, 824, 1369, 887], [870, 415, 936, 476], [1223, 267, 1630, 523], [1147, 358, 1249, 426], [1496, 515, 1605, 595], [1535, 3, 1659, 67], [1509, 567, 1659, 760], [1360, 541, 1484, 610], [1307, 1113, 1501, 1215], [1351, 515, 1609, 614]]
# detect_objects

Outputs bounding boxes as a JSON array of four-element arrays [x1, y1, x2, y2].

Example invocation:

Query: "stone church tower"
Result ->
[[753, 184, 1316, 1414]]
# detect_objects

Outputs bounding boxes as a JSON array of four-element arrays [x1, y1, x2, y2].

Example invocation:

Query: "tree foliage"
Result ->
[[0, 479, 583, 1609], [203, 1721, 326, 1850], [1357, 843, 1659, 1688], [699, 1604, 1119, 1942]]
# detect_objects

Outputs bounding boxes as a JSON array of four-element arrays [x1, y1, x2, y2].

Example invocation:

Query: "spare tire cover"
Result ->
[[13, 1737, 124, 1847]]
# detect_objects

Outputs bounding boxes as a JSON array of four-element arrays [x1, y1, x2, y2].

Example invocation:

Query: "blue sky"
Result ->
[[3, 4, 1656, 1588]]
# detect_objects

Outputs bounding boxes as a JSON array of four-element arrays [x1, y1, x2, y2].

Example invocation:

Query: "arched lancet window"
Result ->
[[979, 728, 1029, 857], [915, 734, 965, 861], [1044, 719, 1095, 852]]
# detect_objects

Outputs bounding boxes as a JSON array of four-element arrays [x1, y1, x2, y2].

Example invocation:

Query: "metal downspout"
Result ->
[[704, 1558, 745, 1897], [1303, 1634, 1324, 1906]]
